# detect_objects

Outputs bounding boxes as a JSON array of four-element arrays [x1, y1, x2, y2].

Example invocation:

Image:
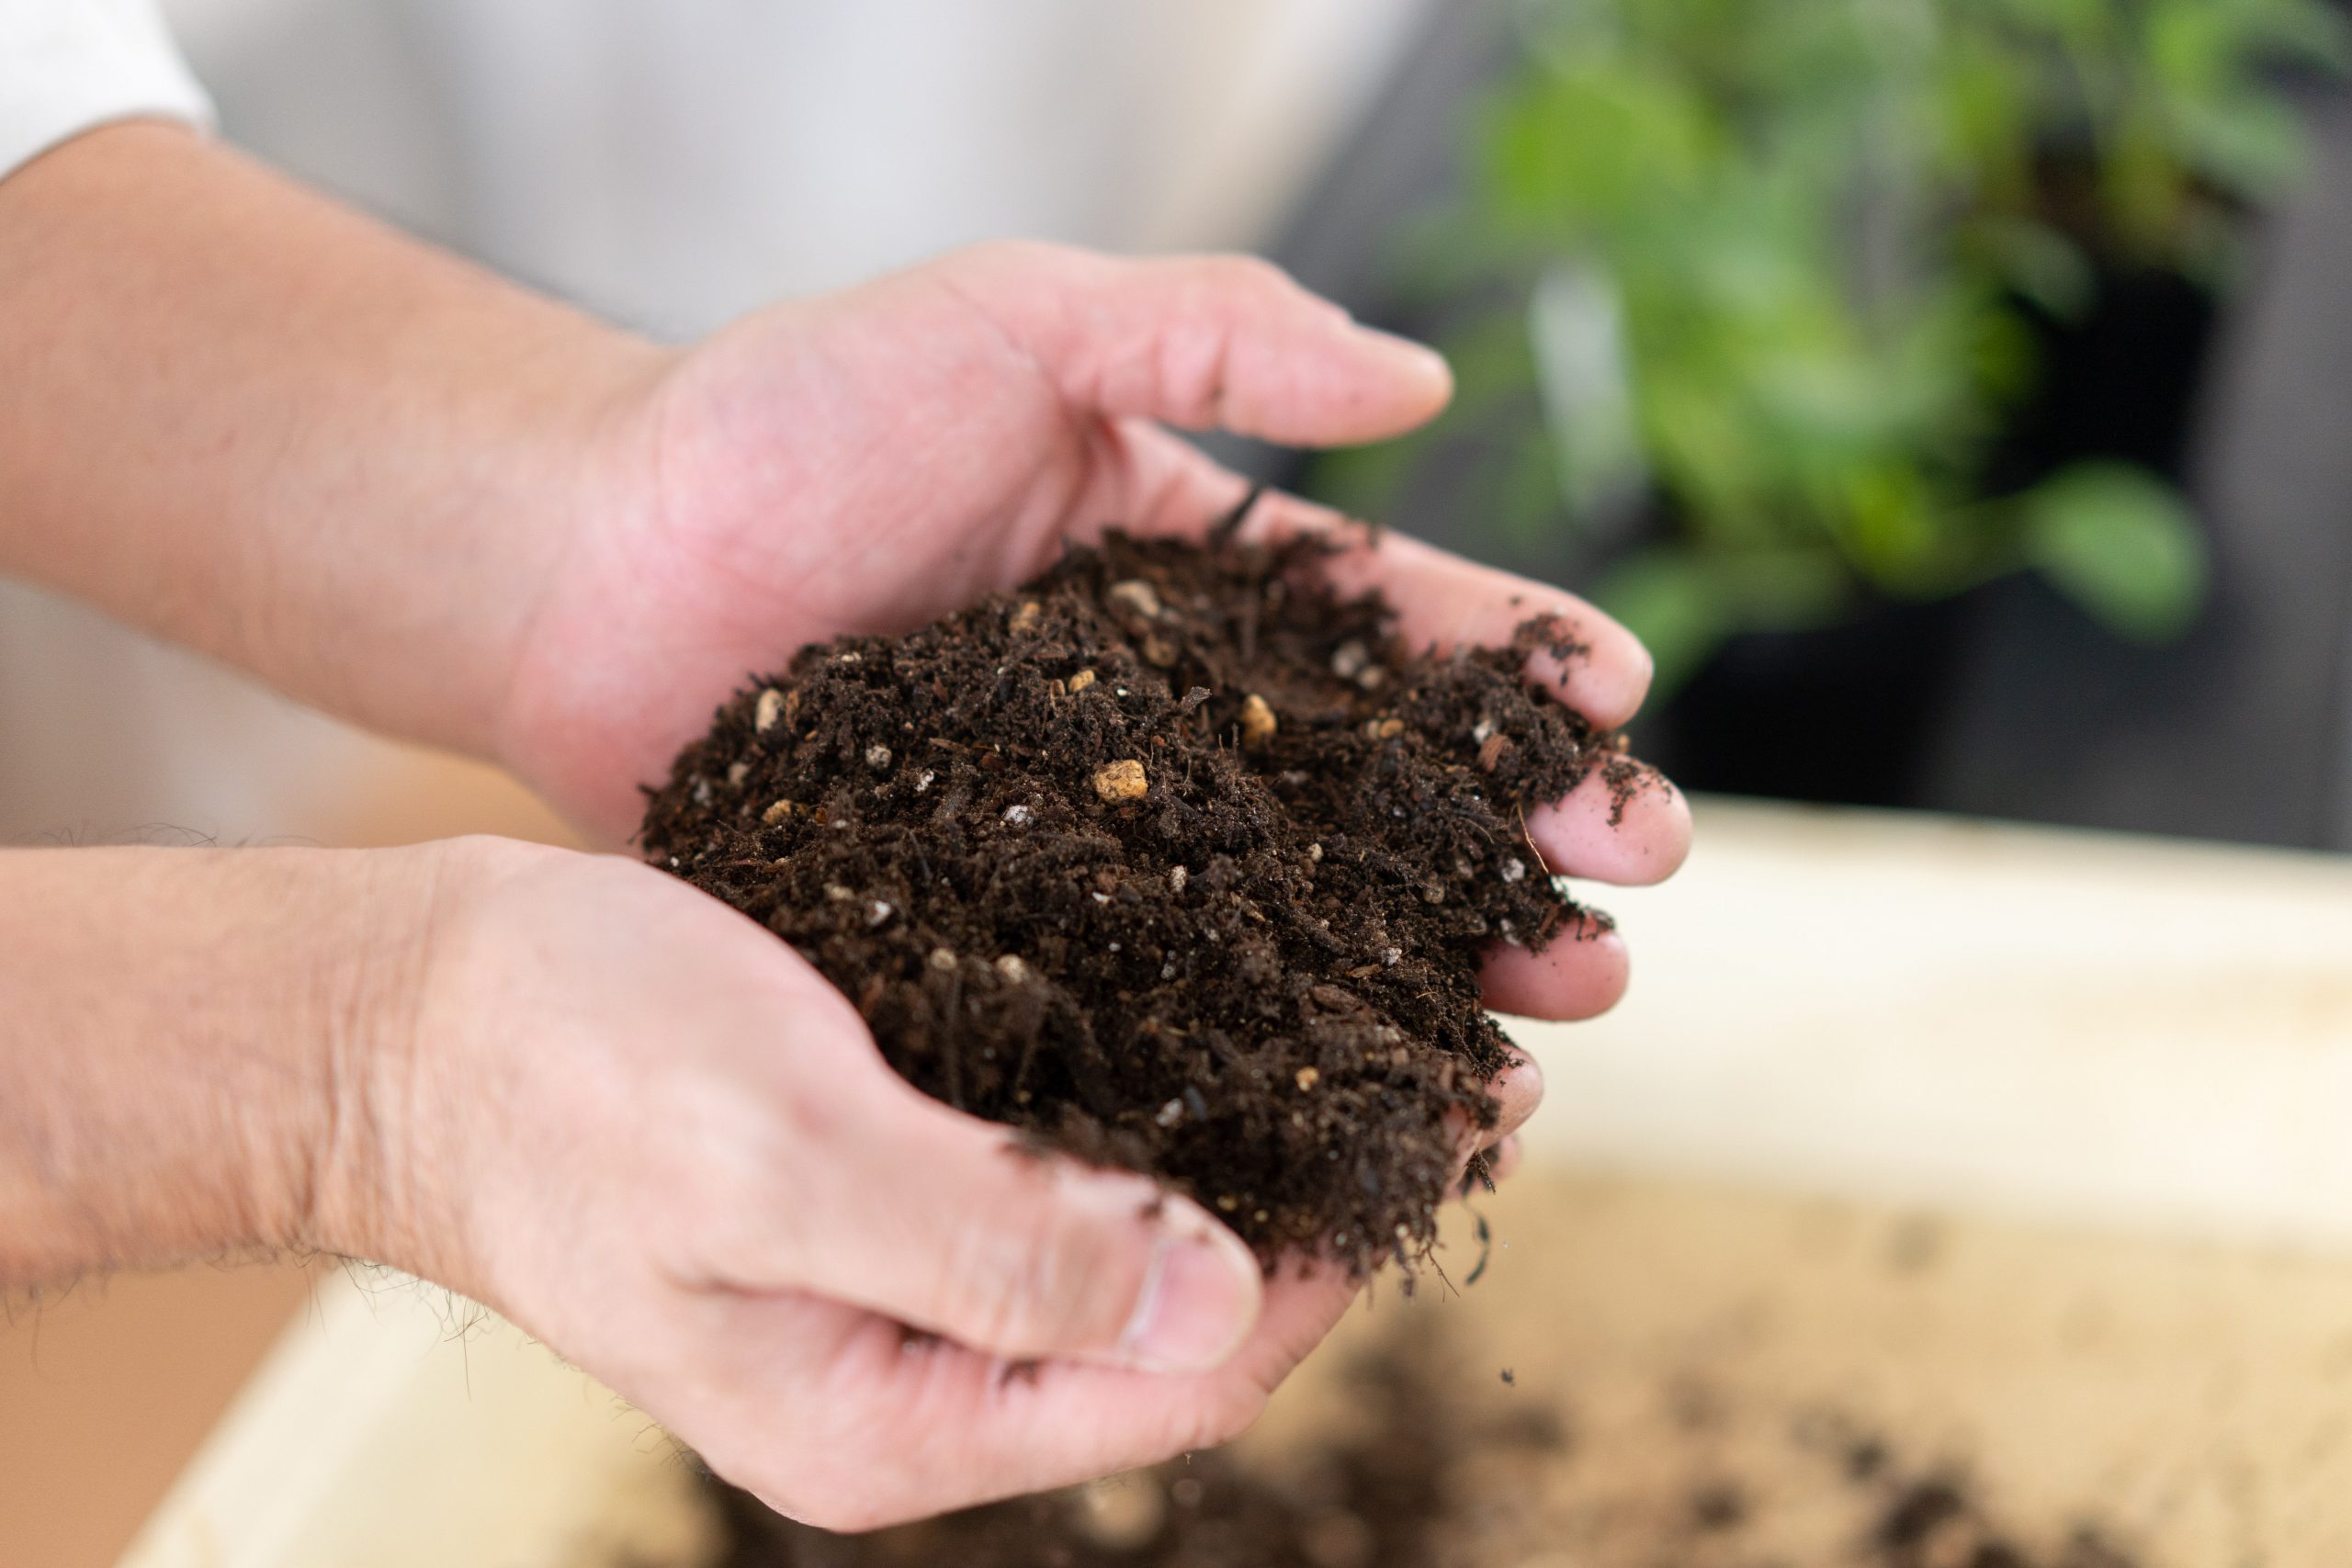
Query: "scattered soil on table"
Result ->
[[697, 1325, 2145, 1568], [642, 513, 1646, 1269]]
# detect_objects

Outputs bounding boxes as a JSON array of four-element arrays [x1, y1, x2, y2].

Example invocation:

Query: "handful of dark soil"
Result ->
[[640, 516, 1628, 1269]]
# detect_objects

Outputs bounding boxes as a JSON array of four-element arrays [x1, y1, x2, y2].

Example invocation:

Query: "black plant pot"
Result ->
[[1630, 596, 1975, 807], [1623, 264, 2221, 809]]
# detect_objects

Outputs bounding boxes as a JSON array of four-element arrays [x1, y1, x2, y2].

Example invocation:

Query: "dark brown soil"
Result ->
[[641, 513, 1636, 1269], [695, 1333, 2144, 1568]]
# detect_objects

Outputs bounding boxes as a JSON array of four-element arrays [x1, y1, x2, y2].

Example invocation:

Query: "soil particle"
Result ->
[[643, 527, 1631, 1269], [1090, 758, 1149, 803], [1239, 692, 1279, 749], [1689, 1479, 1748, 1531]]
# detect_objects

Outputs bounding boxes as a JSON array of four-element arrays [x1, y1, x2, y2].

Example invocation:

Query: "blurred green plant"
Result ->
[[1312, 0, 2349, 693]]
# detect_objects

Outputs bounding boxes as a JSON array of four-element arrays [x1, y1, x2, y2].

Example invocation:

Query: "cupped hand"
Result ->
[[383, 839, 1542, 1529], [6, 139, 1673, 1524], [450, 244, 1690, 1523], [497, 242, 1690, 942]]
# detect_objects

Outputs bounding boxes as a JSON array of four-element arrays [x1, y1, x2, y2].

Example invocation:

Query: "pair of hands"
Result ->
[[0, 123, 1686, 1529], [393, 242, 1688, 1527]]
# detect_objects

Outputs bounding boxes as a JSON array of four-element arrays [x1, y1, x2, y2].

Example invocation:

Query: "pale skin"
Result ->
[[0, 122, 1690, 1527]]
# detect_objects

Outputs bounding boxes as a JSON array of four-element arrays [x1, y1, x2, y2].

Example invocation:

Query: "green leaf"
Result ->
[[2249, 0, 2352, 74], [2177, 90, 2311, 196], [1967, 216, 2096, 319], [1299, 438, 1421, 522], [1597, 543, 1854, 697], [1591, 548, 1731, 698], [2019, 462, 2209, 639]]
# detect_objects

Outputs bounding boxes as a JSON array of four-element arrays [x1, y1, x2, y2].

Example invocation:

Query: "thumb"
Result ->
[[935, 241, 1453, 446], [782, 1069, 1265, 1373]]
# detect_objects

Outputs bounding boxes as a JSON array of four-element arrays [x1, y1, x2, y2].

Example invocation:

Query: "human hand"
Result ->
[[496, 243, 1691, 983], [0, 133, 1682, 1519], [0, 135, 1685, 1019], [364, 838, 1540, 1529], [444, 242, 1691, 1525], [0, 131, 1688, 1524], [0, 138, 1687, 952]]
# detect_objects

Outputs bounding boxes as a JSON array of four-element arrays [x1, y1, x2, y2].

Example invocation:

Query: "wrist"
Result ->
[[296, 835, 594, 1303], [285, 836, 551, 1284], [0, 842, 458, 1290], [273, 840, 459, 1269]]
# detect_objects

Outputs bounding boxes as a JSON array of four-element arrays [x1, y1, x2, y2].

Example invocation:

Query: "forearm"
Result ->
[[0, 841, 443, 1290], [0, 121, 667, 758]]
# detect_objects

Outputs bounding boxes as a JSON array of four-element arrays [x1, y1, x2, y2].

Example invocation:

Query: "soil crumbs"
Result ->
[[700, 1325, 2144, 1568], [643, 522, 1640, 1269]]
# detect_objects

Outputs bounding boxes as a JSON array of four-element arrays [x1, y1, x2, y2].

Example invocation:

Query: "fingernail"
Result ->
[[1119, 1216, 1261, 1372]]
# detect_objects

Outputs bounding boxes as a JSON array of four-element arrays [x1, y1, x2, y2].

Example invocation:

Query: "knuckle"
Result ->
[[660, 1082, 824, 1276], [938, 1194, 1125, 1352], [946, 237, 1080, 287], [1212, 254, 1345, 328], [941, 1218, 1064, 1348], [946, 235, 1029, 269], [1212, 253, 1295, 298]]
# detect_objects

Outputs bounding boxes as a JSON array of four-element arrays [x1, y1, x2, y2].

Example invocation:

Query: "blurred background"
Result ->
[[6, 0, 2351, 851], [1272, 0, 2352, 847], [6, 1, 2351, 1563]]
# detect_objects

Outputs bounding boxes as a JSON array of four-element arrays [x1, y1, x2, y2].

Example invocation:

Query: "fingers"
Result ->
[[684, 1084, 1540, 1536], [1481, 1055, 1544, 1145], [1468, 764, 1683, 1021], [1485, 1134, 1525, 1185], [1439, 1052, 1538, 1179], [1478, 914, 1630, 1021], [761, 1068, 1262, 1375], [688, 1057, 1531, 1535], [684, 1026, 1518, 1531], [1525, 762, 1691, 887], [685, 1263, 1363, 1531], [1086, 438, 1656, 731], [1067, 436, 1676, 1021], [938, 242, 1453, 447], [653, 915, 1527, 1531], [1242, 489, 1657, 730]]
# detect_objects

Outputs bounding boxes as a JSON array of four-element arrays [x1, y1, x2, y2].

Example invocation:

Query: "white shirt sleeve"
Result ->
[[0, 0, 214, 179]]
